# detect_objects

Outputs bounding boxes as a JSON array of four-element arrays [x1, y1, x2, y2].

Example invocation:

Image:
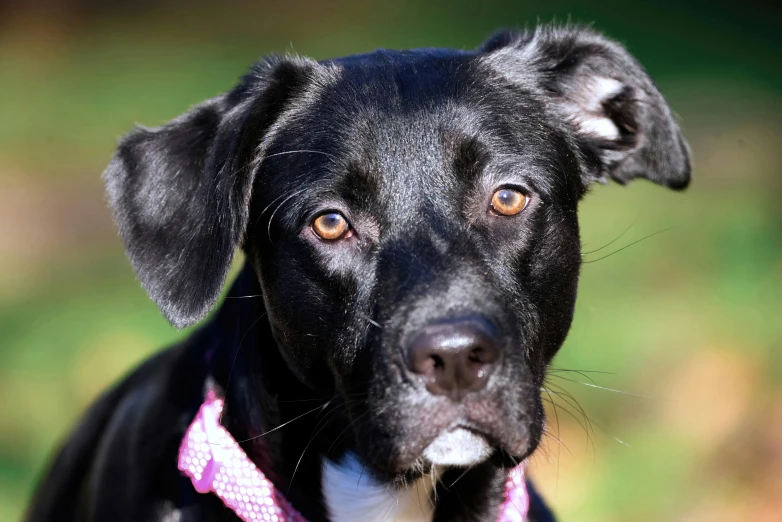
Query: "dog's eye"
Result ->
[[490, 188, 528, 216], [312, 212, 351, 240]]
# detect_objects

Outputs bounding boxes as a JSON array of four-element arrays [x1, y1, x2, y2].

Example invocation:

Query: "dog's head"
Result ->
[[105, 26, 689, 478]]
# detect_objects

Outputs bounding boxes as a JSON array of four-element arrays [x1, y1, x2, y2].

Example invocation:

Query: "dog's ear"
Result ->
[[105, 57, 321, 328], [481, 26, 691, 189]]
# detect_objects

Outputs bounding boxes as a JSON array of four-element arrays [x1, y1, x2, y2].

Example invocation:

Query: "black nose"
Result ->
[[407, 317, 501, 400]]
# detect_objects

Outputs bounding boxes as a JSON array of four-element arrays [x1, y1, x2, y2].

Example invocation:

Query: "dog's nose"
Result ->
[[407, 318, 501, 400]]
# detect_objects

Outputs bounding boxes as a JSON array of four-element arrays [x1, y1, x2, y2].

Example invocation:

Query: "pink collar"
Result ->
[[178, 391, 529, 521]]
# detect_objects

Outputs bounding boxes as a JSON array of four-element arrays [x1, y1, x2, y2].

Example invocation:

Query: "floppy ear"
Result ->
[[481, 26, 691, 189], [104, 57, 320, 328]]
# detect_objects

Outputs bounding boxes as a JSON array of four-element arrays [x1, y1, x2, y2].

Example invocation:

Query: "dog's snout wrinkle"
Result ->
[[407, 317, 501, 400]]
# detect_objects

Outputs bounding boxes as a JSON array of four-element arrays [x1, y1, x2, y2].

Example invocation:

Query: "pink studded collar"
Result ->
[[178, 391, 529, 521]]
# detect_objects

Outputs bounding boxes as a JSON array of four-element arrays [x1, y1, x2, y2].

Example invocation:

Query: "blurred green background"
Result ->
[[1, 0, 780, 520]]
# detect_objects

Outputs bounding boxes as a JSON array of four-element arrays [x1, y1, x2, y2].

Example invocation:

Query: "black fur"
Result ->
[[27, 25, 689, 522]]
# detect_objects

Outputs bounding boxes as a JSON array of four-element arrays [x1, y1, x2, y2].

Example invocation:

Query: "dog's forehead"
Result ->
[[319, 47, 487, 154], [324, 47, 476, 90], [258, 47, 569, 213]]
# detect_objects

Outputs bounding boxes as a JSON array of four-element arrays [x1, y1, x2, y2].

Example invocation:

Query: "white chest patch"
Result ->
[[322, 453, 436, 522]]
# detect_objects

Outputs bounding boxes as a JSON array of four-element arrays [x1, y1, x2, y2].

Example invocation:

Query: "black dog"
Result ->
[[27, 25, 689, 522]]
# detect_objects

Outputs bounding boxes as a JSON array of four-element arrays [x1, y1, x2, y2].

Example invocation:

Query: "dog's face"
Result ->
[[105, 27, 689, 479], [248, 53, 588, 474]]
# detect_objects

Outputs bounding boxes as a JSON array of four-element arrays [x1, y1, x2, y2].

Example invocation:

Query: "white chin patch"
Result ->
[[422, 428, 492, 467]]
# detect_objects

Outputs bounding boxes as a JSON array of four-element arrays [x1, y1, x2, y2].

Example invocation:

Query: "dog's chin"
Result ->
[[421, 427, 493, 467]]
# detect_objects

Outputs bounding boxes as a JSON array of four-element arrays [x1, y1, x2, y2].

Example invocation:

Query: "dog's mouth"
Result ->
[[354, 352, 539, 477], [353, 406, 536, 482]]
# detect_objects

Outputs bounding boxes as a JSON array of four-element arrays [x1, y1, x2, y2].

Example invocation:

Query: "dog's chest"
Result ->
[[322, 454, 435, 522]]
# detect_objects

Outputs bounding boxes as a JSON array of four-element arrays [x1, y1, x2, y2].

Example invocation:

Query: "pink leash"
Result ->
[[179, 391, 528, 521]]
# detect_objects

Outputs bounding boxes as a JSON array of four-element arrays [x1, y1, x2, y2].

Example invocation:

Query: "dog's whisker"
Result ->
[[539, 427, 575, 458], [548, 367, 617, 377], [532, 436, 555, 465], [545, 365, 650, 452], [364, 316, 383, 329], [262, 149, 337, 162], [610, 435, 632, 448], [580, 219, 637, 255], [448, 466, 473, 488], [304, 397, 370, 459], [277, 396, 342, 403], [252, 166, 327, 228], [507, 452, 520, 468], [543, 384, 596, 431], [356, 461, 367, 491], [379, 494, 398, 522], [219, 311, 268, 425], [326, 408, 370, 455], [229, 399, 332, 445], [545, 381, 633, 451], [288, 405, 347, 494], [413, 471, 429, 517], [547, 373, 655, 399], [581, 228, 672, 264], [542, 385, 597, 455], [541, 385, 564, 480], [541, 395, 594, 457], [266, 188, 308, 244], [549, 387, 633, 449], [254, 190, 292, 225]]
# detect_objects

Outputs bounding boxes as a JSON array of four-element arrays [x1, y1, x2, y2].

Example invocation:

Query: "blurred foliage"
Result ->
[[1, 1, 781, 520]]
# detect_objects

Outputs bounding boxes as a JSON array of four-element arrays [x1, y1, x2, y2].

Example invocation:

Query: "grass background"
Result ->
[[1, 1, 780, 520]]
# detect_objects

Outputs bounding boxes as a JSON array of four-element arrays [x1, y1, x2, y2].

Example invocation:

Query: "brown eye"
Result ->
[[490, 188, 527, 216], [312, 212, 350, 240]]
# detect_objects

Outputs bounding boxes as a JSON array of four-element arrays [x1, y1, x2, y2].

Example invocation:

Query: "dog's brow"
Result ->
[[447, 135, 489, 187], [335, 163, 381, 208]]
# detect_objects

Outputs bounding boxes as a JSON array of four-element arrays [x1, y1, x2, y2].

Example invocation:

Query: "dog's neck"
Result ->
[[207, 263, 336, 521]]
